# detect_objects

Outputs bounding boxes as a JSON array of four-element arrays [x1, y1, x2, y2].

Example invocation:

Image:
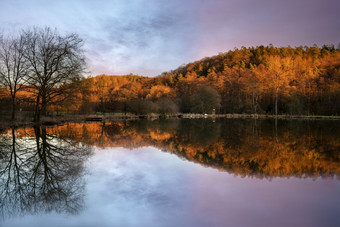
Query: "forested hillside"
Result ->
[[158, 45, 340, 115], [1, 45, 339, 116]]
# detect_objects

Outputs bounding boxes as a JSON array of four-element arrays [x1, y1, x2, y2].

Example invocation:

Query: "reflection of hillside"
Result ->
[[3, 119, 340, 178], [151, 120, 340, 178]]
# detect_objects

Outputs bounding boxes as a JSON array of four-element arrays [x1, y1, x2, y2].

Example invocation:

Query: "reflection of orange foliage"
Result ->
[[3, 120, 340, 178], [3, 127, 35, 138], [149, 129, 171, 141]]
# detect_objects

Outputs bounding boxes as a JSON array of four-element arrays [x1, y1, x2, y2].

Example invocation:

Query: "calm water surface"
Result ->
[[0, 119, 339, 227]]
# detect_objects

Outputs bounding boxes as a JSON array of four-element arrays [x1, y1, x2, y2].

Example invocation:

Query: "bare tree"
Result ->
[[0, 34, 28, 120], [22, 27, 86, 121]]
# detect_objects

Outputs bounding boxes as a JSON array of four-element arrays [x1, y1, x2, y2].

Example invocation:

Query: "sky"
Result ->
[[0, 0, 339, 77]]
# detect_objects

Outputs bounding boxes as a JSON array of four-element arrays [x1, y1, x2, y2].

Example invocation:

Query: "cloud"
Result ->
[[184, 0, 340, 58], [78, 0, 195, 76], [0, 0, 339, 76]]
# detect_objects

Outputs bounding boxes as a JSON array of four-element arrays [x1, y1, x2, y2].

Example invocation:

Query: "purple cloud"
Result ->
[[0, 0, 339, 76]]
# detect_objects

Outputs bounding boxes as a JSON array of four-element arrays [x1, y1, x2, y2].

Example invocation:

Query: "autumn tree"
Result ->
[[191, 85, 221, 114], [221, 66, 248, 113], [128, 99, 156, 115], [265, 56, 293, 116], [94, 75, 111, 113], [22, 27, 86, 121], [176, 71, 205, 112], [110, 82, 142, 114], [297, 57, 319, 115], [155, 98, 179, 115], [146, 85, 172, 100], [248, 64, 266, 115], [0, 33, 28, 120]]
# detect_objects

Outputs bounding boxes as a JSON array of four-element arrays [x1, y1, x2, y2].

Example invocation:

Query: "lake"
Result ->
[[0, 119, 339, 227]]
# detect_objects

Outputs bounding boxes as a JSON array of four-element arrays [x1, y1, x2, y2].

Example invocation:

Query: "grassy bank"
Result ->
[[1, 113, 340, 130], [182, 113, 340, 120]]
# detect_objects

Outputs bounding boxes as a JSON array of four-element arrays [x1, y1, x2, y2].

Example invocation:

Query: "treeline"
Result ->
[[1, 43, 340, 118]]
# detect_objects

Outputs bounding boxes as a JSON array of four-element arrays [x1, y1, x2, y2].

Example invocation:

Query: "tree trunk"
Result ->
[[255, 94, 258, 116], [307, 80, 311, 116], [275, 117, 278, 143], [34, 95, 40, 122], [11, 96, 16, 120], [275, 86, 278, 116], [252, 91, 255, 114], [12, 128, 16, 154], [253, 90, 258, 116], [42, 96, 47, 116]]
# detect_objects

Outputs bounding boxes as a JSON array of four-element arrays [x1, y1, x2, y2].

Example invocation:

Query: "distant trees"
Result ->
[[56, 44, 339, 116], [191, 85, 221, 114], [147, 85, 172, 100], [155, 98, 178, 115], [159, 45, 339, 115], [265, 56, 293, 116], [112, 82, 142, 115], [1, 43, 339, 117], [247, 64, 265, 115]]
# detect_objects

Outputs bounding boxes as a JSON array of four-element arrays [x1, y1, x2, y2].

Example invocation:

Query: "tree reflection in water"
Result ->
[[48, 119, 340, 178], [0, 119, 339, 220], [0, 126, 92, 219]]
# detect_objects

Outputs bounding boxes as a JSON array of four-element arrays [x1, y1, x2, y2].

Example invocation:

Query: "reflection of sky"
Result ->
[[0, 0, 339, 77], [3, 146, 340, 227]]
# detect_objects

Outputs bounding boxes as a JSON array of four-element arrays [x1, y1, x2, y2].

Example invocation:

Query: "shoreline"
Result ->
[[1, 113, 340, 130]]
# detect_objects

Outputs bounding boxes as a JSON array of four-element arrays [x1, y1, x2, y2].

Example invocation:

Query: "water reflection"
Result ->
[[43, 119, 340, 178], [0, 119, 339, 226], [0, 126, 92, 219]]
